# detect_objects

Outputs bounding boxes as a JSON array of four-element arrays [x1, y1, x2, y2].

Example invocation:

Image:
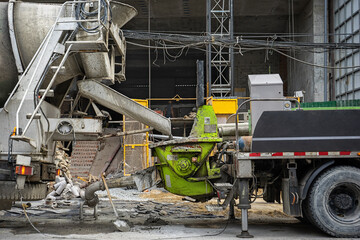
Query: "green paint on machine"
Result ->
[[151, 105, 222, 200]]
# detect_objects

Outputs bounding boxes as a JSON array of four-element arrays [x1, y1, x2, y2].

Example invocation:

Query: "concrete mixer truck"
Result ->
[[0, 0, 171, 210], [0, 1, 359, 239]]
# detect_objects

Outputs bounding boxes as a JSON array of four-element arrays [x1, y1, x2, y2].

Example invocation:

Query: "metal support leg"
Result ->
[[80, 201, 98, 220], [229, 199, 235, 219], [237, 179, 253, 238], [237, 209, 253, 238], [93, 205, 98, 220], [79, 201, 84, 220]]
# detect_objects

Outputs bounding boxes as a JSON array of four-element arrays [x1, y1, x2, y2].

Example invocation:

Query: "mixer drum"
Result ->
[[0, 3, 18, 107], [0, 1, 137, 107]]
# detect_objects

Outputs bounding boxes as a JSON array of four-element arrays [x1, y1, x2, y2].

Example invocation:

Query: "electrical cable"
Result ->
[[217, 142, 230, 165], [127, 29, 358, 39], [123, 30, 360, 50], [75, 0, 109, 33], [152, 217, 231, 240], [126, 40, 360, 70], [127, 41, 205, 50], [18, 191, 93, 240], [270, 48, 360, 69]]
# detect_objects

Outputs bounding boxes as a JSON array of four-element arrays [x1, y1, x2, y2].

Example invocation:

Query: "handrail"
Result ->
[[15, 24, 56, 135], [13, 0, 108, 135], [14, 1, 70, 134], [22, 45, 73, 136], [5, 0, 111, 113]]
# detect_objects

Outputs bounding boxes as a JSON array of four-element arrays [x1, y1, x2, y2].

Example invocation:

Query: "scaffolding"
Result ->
[[206, 0, 234, 97]]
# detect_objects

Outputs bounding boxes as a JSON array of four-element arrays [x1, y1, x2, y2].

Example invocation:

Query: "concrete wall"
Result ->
[[122, 48, 282, 100], [234, 51, 281, 97], [288, 0, 325, 102]]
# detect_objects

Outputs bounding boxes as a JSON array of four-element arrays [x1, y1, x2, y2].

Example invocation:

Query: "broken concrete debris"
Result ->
[[159, 210, 168, 216], [45, 176, 81, 208]]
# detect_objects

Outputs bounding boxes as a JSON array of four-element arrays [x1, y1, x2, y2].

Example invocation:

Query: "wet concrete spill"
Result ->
[[0, 188, 298, 236]]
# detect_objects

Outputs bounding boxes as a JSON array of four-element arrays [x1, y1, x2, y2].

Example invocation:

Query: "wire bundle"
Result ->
[[75, 0, 109, 33], [123, 30, 360, 70]]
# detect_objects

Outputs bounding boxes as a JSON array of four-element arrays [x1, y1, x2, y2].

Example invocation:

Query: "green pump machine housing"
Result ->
[[150, 105, 224, 200]]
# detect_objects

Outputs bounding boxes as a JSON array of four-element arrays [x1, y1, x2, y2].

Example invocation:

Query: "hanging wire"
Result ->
[[124, 30, 360, 70]]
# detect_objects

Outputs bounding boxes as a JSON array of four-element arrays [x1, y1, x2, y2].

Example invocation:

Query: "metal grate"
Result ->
[[333, 0, 360, 100]]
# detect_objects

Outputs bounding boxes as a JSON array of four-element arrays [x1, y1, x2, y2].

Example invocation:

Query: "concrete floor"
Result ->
[[0, 188, 350, 240], [0, 221, 335, 240]]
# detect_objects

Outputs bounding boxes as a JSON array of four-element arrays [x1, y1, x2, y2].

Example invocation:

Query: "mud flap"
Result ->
[[282, 163, 301, 216]]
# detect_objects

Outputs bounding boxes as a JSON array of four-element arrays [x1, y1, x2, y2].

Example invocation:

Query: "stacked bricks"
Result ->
[[69, 141, 99, 178]]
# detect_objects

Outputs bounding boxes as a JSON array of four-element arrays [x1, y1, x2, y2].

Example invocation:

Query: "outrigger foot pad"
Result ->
[[236, 231, 254, 238]]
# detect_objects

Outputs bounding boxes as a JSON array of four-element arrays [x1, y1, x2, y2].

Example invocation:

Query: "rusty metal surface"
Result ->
[[89, 137, 123, 177]]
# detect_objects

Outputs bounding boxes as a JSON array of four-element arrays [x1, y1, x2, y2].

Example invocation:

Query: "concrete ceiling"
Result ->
[[120, 0, 310, 34], [2, 0, 310, 17], [1, 0, 311, 33], [122, 0, 310, 18]]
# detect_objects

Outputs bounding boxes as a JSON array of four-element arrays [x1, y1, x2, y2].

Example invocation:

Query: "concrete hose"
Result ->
[[84, 176, 135, 207]]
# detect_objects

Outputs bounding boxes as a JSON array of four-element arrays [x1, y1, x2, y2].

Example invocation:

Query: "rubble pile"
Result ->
[[45, 142, 81, 207], [46, 176, 81, 202]]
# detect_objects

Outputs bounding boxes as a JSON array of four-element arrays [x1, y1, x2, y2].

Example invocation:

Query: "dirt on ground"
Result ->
[[140, 188, 290, 219], [0, 186, 297, 236]]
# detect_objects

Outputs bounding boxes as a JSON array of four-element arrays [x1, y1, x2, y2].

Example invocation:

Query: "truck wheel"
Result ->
[[297, 201, 311, 224], [307, 166, 360, 237]]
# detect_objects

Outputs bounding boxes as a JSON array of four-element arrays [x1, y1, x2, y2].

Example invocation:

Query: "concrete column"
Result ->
[[313, 0, 325, 102], [288, 0, 325, 102]]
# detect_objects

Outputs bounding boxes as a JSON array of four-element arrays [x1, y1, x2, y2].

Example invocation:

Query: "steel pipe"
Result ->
[[218, 123, 249, 137], [84, 176, 135, 207]]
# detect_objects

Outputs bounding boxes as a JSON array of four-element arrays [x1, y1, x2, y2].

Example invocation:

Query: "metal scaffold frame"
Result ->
[[206, 0, 234, 97]]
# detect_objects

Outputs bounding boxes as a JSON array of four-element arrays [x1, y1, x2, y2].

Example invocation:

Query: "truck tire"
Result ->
[[300, 198, 313, 225], [296, 205, 312, 224], [306, 165, 360, 237]]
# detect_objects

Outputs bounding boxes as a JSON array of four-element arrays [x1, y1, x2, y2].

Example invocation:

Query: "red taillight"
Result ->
[[15, 165, 33, 176]]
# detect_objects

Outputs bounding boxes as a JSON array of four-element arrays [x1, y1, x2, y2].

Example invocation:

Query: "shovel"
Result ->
[[101, 173, 130, 232]]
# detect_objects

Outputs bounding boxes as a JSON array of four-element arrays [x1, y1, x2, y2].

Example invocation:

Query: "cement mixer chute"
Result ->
[[78, 79, 172, 136]]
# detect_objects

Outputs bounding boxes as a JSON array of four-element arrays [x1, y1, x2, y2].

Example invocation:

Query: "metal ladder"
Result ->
[[5, 0, 111, 147]]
